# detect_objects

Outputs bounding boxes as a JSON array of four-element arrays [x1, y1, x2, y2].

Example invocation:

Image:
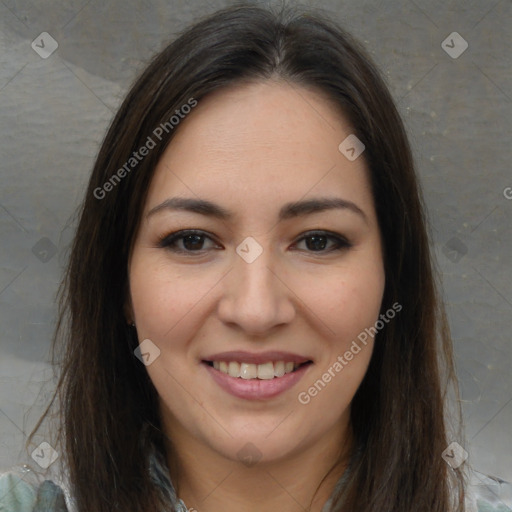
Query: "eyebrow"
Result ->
[[146, 196, 368, 223]]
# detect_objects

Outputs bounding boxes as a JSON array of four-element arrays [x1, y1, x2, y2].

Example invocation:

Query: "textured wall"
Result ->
[[0, 0, 510, 484]]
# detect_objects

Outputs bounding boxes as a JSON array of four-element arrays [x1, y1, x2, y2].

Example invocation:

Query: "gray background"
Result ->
[[0, 0, 510, 483]]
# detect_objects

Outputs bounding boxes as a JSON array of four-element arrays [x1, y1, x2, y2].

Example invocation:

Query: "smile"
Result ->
[[205, 360, 310, 380], [202, 352, 313, 400]]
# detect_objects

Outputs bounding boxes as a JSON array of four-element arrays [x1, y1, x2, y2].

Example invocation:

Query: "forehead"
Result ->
[[146, 80, 373, 216]]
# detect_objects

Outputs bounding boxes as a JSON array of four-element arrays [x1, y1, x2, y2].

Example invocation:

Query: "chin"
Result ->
[[208, 427, 310, 467]]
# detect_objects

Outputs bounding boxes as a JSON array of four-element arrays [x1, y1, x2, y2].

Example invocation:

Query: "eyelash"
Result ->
[[157, 229, 352, 255]]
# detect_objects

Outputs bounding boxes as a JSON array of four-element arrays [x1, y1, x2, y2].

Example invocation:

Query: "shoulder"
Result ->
[[0, 470, 69, 511], [468, 471, 512, 512]]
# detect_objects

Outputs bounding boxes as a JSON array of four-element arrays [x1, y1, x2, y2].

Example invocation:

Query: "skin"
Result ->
[[128, 80, 385, 512]]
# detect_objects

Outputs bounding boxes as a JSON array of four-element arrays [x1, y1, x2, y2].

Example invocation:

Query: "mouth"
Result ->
[[201, 351, 313, 400], [202, 360, 313, 380]]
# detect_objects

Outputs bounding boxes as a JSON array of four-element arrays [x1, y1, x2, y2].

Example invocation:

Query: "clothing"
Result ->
[[1, 445, 511, 511]]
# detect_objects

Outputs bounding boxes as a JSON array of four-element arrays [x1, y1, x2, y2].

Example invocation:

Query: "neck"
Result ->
[[165, 422, 353, 512]]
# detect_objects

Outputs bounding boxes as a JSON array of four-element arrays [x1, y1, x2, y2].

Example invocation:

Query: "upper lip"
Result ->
[[202, 351, 312, 365]]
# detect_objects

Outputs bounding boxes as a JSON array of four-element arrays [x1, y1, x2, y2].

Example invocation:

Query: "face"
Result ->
[[128, 80, 385, 466]]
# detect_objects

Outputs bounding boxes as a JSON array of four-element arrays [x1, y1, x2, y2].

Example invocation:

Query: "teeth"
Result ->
[[257, 362, 274, 380], [274, 361, 285, 377], [211, 360, 306, 379], [228, 361, 241, 378], [240, 362, 257, 379]]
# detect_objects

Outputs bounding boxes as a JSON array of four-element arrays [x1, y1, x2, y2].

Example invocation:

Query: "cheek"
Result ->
[[129, 255, 215, 341], [294, 257, 385, 341], [296, 268, 384, 418], [128, 256, 212, 414], [292, 249, 384, 405]]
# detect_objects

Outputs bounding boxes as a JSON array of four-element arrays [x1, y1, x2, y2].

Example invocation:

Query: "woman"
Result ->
[[1, 4, 510, 512]]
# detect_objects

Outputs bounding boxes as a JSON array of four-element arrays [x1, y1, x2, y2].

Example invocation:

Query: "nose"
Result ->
[[217, 245, 296, 336]]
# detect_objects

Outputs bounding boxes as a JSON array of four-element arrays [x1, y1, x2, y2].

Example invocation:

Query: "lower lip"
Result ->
[[203, 362, 312, 400]]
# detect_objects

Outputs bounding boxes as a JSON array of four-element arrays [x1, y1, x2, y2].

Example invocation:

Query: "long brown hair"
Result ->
[[29, 3, 465, 511]]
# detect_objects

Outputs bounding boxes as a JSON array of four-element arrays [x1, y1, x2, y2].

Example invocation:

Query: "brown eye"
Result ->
[[293, 231, 351, 253], [158, 230, 221, 253], [182, 233, 206, 250]]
